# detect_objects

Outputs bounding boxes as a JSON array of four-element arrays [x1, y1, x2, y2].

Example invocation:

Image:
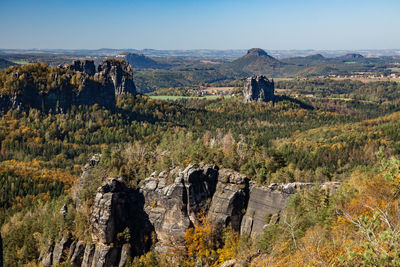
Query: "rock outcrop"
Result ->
[[42, 178, 153, 267], [74, 154, 100, 209], [39, 158, 340, 266], [0, 58, 136, 113], [96, 59, 136, 96], [66, 60, 96, 76], [90, 178, 132, 244], [240, 182, 340, 237], [140, 164, 218, 252], [242, 75, 274, 103], [246, 48, 270, 57], [208, 169, 249, 231]]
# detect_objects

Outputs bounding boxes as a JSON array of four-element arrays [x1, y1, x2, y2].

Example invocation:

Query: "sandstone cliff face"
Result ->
[[67, 60, 96, 76], [242, 75, 274, 103], [208, 169, 249, 232], [0, 59, 136, 113], [96, 60, 136, 97], [42, 178, 153, 267], [40, 160, 339, 266], [140, 164, 218, 252]]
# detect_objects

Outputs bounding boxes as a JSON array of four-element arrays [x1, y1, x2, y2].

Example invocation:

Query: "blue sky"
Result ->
[[1, 0, 399, 50]]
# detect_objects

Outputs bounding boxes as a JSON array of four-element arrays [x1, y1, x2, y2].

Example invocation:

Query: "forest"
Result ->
[[1, 61, 400, 266]]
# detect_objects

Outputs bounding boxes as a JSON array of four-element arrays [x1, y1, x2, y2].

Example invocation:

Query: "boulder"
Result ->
[[242, 75, 274, 103]]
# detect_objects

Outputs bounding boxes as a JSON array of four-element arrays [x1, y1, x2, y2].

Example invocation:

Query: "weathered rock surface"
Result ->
[[208, 169, 249, 231], [70, 241, 85, 266], [240, 182, 339, 237], [240, 185, 293, 237], [41, 177, 153, 267], [67, 60, 96, 76], [52, 234, 73, 265], [81, 245, 95, 267], [96, 59, 136, 96], [90, 178, 131, 244], [85, 177, 153, 266], [91, 243, 119, 267], [140, 164, 218, 252], [242, 75, 274, 103]]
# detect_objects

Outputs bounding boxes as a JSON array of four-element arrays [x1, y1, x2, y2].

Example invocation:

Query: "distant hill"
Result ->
[[337, 53, 364, 60], [0, 58, 15, 69], [123, 53, 167, 69], [296, 65, 341, 76], [282, 54, 327, 66], [220, 48, 284, 76]]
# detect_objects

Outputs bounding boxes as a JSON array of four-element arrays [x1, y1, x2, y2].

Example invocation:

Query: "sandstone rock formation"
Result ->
[[208, 169, 249, 231], [96, 59, 136, 96], [42, 177, 153, 267], [0, 58, 136, 113], [74, 154, 100, 209], [66, 60, 96, 76], [140, 164, 218, 252], [242, 75, 274, 103], [39, 158, 340, 266], [90, 178, 131, 244]]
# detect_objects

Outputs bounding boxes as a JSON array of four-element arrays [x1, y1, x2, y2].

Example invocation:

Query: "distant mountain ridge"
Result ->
[[1, 48, 399, 58], [337, 53, 364, 60], [123, 53, 168, 69]]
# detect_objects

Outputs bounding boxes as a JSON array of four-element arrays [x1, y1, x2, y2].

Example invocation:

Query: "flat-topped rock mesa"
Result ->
[[40, 161, 340, 266], [0, 58, 136, 113], [242, 75, 274, 103]]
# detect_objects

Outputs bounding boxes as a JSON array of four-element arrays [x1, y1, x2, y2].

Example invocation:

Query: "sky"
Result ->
[[1, 0, 399, 50]]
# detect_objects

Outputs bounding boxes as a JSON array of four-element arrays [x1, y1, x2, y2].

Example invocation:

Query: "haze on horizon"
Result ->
[[1, 0, 399, 50]]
